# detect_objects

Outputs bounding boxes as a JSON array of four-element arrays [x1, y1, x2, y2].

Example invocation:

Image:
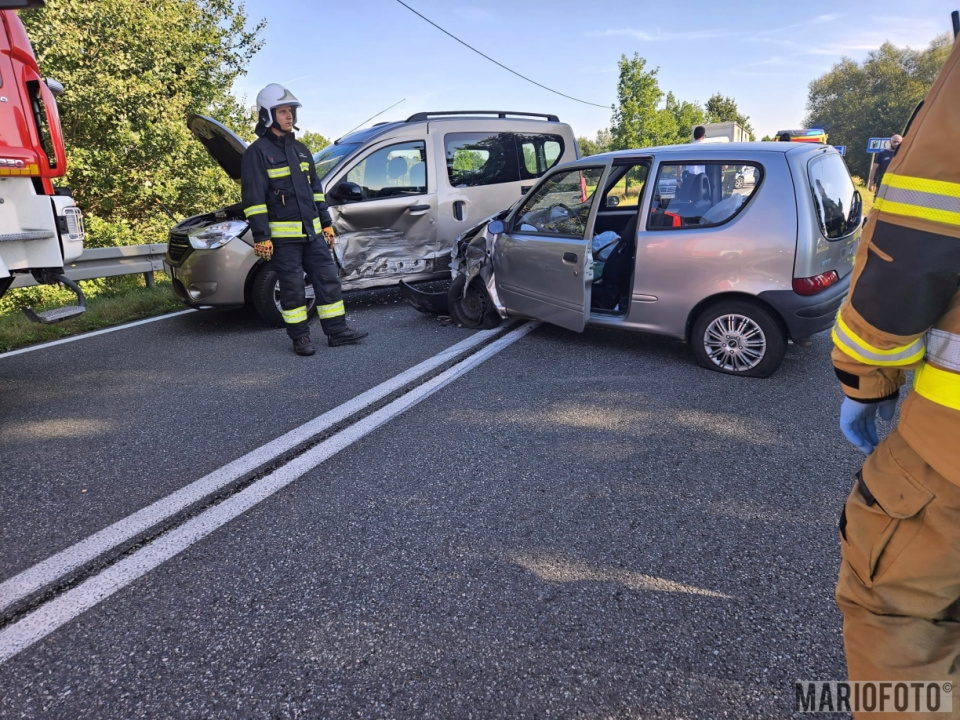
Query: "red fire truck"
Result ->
[[0, 0, 84, 323]]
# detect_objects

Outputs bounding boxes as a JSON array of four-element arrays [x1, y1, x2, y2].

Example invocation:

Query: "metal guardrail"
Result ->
[[10, 243, 167, 289]]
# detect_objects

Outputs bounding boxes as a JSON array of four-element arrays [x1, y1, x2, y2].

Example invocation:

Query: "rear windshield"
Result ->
[[808, 154, 861, 239], [314, 142, 360, 180]]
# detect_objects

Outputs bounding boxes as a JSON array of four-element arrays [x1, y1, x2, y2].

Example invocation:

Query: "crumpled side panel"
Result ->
[[333, 227, 449, 287]]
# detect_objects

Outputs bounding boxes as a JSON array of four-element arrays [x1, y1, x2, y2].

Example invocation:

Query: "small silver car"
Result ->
[[409, 142, 861, 378], [164, 111, 579, 325]]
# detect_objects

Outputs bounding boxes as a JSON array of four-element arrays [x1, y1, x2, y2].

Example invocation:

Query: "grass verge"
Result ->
[[0, 278, 184, 353]]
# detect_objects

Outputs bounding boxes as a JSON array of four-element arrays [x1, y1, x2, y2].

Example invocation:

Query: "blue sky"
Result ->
[[233, 0, 956, 144]]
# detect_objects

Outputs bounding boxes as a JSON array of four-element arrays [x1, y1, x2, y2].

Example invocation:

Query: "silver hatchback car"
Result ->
[[409, 142, 861, 378]]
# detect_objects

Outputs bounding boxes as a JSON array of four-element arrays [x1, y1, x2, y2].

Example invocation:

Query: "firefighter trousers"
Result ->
[[836, 428, 960, 719], [271, 239, 347, 340]]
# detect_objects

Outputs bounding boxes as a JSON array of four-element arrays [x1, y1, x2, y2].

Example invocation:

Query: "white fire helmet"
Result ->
[[255, 83, 301, 136]]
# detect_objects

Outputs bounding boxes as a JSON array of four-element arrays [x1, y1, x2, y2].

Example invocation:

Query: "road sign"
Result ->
[[867, 137, 891, 153], [835, 145, 846, 156]]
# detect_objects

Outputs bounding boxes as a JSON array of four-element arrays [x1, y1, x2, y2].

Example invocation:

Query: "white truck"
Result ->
[[697, 121, 750, 144]]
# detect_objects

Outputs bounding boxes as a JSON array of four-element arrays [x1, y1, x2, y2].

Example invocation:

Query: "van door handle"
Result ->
[[408, 204, 430, 212], [453, 200, 464, 221], [562, 252, 578, 263]]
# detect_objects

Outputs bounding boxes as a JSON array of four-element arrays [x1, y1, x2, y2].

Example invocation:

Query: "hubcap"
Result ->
[[703, 313, 767, 372]]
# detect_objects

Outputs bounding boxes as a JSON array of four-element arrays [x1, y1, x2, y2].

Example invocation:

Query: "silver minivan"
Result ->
[[412, 142, 861, 378], [164, 111, 579, 325]]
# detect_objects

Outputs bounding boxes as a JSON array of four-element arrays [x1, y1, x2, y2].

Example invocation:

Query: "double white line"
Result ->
[[0, 322, 537, 665]]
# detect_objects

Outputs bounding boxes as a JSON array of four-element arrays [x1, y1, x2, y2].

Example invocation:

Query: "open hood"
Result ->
[[187, 114, 248, 181]]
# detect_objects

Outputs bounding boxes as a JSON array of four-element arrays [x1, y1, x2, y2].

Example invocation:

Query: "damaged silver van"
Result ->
[[405, 142, 861, 378], [164, 111, 579, 325]]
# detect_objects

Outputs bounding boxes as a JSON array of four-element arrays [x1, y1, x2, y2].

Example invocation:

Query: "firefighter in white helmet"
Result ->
[[241, 83, 366, 355]]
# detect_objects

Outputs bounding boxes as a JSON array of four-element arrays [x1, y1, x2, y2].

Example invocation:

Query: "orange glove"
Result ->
[[322, 226, 336, 247], [254, 239, 273, 260]]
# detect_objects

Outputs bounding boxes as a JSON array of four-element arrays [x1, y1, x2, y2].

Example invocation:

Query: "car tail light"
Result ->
[[793, 270, 839, 296]]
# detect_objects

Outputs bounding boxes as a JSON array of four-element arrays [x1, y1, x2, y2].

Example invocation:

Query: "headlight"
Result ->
[[188, 221, 248, 250]]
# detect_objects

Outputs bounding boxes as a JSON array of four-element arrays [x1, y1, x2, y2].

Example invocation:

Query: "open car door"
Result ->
[[492, 166, 606, 332]]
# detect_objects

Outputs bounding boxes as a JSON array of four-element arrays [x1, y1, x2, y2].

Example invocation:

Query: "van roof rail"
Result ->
[[405, 110, 560, 123]]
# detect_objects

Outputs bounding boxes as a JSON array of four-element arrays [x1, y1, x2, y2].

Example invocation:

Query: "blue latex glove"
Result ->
[[839, 396, 898, 455]]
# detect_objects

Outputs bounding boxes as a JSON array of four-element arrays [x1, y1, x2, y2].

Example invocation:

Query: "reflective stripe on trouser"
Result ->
[[836, 429, 960, 718], [270, 239, 346, 340], [875, 173, 960, 227]]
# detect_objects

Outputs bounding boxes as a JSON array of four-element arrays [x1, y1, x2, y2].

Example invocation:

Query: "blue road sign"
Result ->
[[835, 145, 846, 156], [867, 137, 891, 153]]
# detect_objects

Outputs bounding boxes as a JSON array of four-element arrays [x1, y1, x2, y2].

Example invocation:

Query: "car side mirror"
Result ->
[[487, 220, 505, 235], [606, 195, 620, 207], [332, 181, 363, 202]]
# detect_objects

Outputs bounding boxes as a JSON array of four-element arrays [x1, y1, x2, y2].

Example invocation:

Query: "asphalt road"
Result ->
[[0, 293, 870, 719]]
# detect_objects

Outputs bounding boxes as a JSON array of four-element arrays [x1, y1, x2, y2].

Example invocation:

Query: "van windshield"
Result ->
[[314, 142, 359, 180]]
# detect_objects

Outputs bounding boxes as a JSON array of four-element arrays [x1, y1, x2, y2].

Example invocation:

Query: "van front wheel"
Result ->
[[690, 300, 786, 378], [251, 264, 317, 328]]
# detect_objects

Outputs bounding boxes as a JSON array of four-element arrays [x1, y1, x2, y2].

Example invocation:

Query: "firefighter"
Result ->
[[241, 83, 367, 356], [832, 32, 960, 716]]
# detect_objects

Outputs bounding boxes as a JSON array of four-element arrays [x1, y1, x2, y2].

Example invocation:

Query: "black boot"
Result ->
[[293, 336, 316, 356], [327, 327, 368, 347]]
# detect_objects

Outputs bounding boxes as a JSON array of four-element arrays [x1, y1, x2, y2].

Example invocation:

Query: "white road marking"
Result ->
[[0, 324, 517, 614], [0, 309, 197, 359], [0, 322, 537, 665]]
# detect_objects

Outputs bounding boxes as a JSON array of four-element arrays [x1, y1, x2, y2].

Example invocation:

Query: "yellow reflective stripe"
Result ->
[[885, 173, 960, 199], [914, 362, 960, 412], [316, 300, 345, 319], [314, 193, 325, 202], [300, 162, 310, 173], [281, 306, 308, 324], [243, 204, 267, 218], [874, 197, 960, 227], [266, 166, 291, 178], [831, 313, 926, 366], [268, 221, 304, 237], [313, 217, 323, 233]]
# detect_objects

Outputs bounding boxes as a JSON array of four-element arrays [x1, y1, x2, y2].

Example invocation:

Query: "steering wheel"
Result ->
[[545, 203, 583, 234]]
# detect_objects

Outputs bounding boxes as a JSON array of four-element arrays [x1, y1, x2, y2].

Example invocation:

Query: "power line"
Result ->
[[339, 98, 407, 138], [394, 0, 609, 110]]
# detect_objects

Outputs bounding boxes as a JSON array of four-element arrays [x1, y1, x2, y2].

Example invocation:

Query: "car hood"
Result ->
[[187, 114, 248, 181]]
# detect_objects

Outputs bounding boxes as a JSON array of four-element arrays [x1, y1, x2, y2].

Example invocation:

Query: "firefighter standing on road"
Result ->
[[832, 32, 960, 717], [241, 83, 367, 356]]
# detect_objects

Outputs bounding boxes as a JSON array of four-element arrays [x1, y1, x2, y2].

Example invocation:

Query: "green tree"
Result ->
[[610, 53, 677, 151], [577, 128, 612, 157], [20, 0, 264, 248], [705, 93, 755, 139], [665, 92, 706, 143], [299, 130, 331, 154], [803, 35, 951, 178]]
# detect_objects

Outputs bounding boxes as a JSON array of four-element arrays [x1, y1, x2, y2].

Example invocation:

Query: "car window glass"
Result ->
[[648, 162, 761, 229], [445, 132, 520, 187], [517, 134, 566, 180], [515, 166, 605, 238], [603, 164, 649, 208], [345, 141, 427, 200], [808, 154, 861, 239], [314, 142, 360, 179]]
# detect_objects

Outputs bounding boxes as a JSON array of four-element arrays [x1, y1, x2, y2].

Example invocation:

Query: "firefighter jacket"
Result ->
[[831, 36, 960, 485], [240, 130, 332, 244]]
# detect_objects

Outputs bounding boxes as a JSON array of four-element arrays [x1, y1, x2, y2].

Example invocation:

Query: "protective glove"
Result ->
[[254, 239, 273, 261], [322, 226, 336, 247], [839, 396, 898, 455]]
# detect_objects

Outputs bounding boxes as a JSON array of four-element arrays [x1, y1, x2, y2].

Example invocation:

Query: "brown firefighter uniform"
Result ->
[[832, 33, 960, 715]]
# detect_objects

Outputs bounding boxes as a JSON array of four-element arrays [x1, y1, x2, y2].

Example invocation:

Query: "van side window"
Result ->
[[518, 134, 565, 180], [808, 154, 861, 239], [648, 162, 761, 229], [445, 132, 520, 187], [345, 141, 427, 200]]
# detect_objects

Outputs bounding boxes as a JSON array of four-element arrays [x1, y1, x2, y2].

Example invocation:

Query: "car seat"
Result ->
[[387, 156, 408, 185], [591, 212, 638, 312], [408, 161, 425, 188]]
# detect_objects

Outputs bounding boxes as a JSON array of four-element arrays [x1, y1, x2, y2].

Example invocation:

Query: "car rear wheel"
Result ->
[[690, 300, 786, 378], [250, 264, 317, 328], [447, 274, 501, 329], [734, 176, 744, 189]]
